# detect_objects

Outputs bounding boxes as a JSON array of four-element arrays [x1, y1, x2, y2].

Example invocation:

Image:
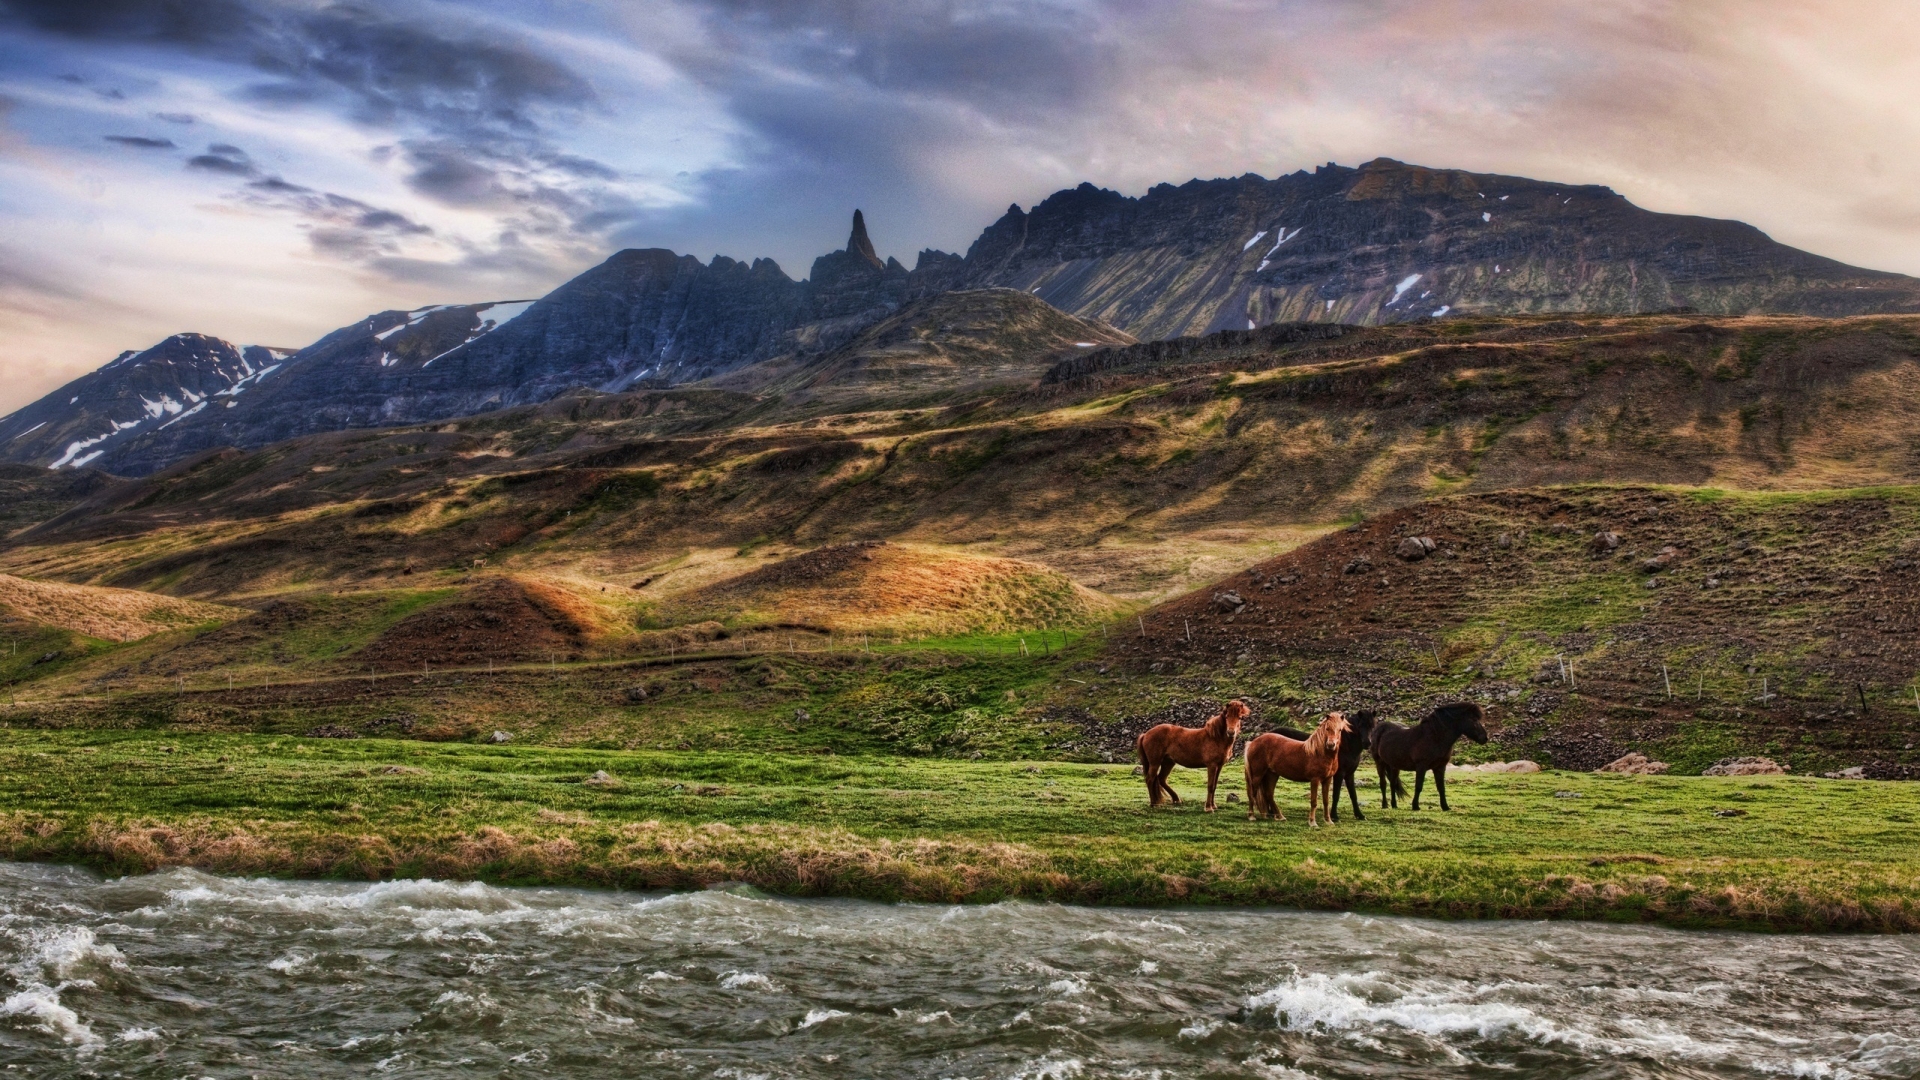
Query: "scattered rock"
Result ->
[[1704, 577, 1720, 589], [1212, 590, 1246, 613], [1823, 766, 1866, 780], [1396, 536, 1436, 561], [1712, 808, 1748, 818], [584, 770, 620, 787], [488, 730, 513, 744], [32, 651, 58, 666], [1344, 556, 1373, 574], [1590, 531, 1622, 555], [631, 576, 656, 589], [306, 724, 359, 739], [1454, 760, 1541, 773], [1641, 545, 1680, 572], [794, 707, 810, 722], [623, 685, 649, 703], [1225, 792, 1241, 803], [378, 764, 424, 776], [1703, 756, 1786, 776], [1497, 532, 1514, 549], [1596, 752, 1669, 775], [1131, 765, 1144, 776], [1553, 790, 1581, 799]]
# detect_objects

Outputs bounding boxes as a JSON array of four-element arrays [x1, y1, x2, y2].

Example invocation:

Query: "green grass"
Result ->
[[0, 728, 1915, 931]]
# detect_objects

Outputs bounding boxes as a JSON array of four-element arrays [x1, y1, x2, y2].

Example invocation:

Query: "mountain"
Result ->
[[7, 158, 1919, 478], [946, 158, 1920, 339], [0, 334, 295, 473]]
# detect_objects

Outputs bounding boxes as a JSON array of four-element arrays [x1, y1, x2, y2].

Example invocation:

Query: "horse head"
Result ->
[[1347, 709, 1378, 742], [1437, 701, 1489, 744], [1219, 699, 1249, 737], [1308, 711, 1347, 757]]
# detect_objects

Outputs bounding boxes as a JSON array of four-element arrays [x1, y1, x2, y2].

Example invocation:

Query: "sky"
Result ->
[[1, 0, 1917, 413]]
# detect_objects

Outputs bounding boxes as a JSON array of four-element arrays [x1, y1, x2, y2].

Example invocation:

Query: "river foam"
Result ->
[[0, 862, 1916, 1078]]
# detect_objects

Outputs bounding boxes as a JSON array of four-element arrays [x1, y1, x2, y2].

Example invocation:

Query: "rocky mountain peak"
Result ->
[[846, 209, 883, 270]]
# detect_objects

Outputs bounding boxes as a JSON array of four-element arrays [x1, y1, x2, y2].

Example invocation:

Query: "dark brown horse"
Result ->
[[1136, 700, 1247, 811], [1275, 709, 1377, 821], [1368, 702, 1489, 811], [1243, 711, 1348, 825]]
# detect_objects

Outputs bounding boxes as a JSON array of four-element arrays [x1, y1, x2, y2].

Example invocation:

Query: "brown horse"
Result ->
[[1135, 700, 1247, 811], [1243, 711, 1349, 826]]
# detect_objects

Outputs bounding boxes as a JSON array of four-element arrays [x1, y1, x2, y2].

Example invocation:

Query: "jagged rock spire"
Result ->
[[847, 209, 883, 269]]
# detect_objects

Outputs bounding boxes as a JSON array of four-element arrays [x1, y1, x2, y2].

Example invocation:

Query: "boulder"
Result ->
[[1396, 536, 1436, 561], [1344, 556, 1373, 575], [1822, 766, 1866, 780], [488, 730, 513, 744], [584, 769, 621, 787], [1641, 545, 1680, 572], [1589, 531, 1622, 555], [623, 685, 649, 703], [1596, 752, 1670, 775], [1453, 760, 1541, 773], [1497, 532, 1514, 549], [1703, 756, 1787, 776], [1212, 590, 1246, 613]]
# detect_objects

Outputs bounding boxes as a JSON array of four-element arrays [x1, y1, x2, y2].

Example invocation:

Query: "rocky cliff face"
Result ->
[[952, 158, 1920, 339], [9, 160, 1919, 477]]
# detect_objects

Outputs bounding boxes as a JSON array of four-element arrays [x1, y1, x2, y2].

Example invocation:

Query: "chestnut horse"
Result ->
[[1369, 702, 1489, 811], [1136, 700, 1247, 811], [1274, 709, 1377, 822], [1242, 711, 1349, 826]]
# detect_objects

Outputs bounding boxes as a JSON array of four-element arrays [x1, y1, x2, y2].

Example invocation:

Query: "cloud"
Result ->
[[151, 110, 195, 123], [185, 141, 253, 174], [104, 134, 175, 148]]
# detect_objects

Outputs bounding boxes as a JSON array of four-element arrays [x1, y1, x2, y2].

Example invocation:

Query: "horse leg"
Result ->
[[1204, 763, 1220, 812], [1412, 769, 1425, 811], [1435, 763, 1450, 811], [1345, 768, 1365, 821], [1143, 756, 1160, 807], [1160, 763, 1181, 805]]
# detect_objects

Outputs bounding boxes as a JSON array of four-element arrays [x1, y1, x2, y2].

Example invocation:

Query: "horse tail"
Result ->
[[1389, 773, 1407, 798]]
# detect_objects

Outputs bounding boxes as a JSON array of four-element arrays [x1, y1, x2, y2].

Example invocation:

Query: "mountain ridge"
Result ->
[[8, 157, 1919, 477]]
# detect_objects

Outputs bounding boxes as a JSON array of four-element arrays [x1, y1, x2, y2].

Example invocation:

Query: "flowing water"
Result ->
[[0, 862, 1916, 1078]]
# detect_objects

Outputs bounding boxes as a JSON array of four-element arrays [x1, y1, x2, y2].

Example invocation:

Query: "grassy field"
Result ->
[[1, 727, 1915, 932]]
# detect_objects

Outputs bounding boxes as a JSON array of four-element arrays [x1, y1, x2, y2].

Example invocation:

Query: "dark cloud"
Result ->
[[186, 142, 254, 174], [0, 0, 258, 44], [104, 134, 175, 148], [151, 111, 195, 123]]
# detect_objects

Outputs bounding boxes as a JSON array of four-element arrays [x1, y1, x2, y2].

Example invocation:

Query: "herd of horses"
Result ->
[[1134, 700, 1490, 825]]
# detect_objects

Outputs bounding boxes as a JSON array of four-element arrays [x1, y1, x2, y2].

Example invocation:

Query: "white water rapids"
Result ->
[[0, 862, 1915, 1077]]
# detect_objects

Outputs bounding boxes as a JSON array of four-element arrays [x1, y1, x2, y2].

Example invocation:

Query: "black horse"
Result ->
[[1275, 709, 1378, 821], [1368, 702, 1489, 811]]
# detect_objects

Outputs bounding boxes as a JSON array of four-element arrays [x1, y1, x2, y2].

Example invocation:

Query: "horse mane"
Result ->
[[1426, 702, 1484, 728]]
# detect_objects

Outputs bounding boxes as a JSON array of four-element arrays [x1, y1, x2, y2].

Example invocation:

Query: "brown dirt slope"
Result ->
[[1096, 485, 1920, 771], [359, 577, 596, 670]]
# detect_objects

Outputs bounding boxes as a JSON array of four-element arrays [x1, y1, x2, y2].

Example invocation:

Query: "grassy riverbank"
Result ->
[[2, 729, 1915, 931]]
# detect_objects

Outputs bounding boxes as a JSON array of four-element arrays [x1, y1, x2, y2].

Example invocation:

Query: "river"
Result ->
[[0, 862, 1915, 1077]]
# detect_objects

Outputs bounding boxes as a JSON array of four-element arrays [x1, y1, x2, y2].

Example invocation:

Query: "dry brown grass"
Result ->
[[0, 573, 241, 642], [676, 541, 1123, 635]]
